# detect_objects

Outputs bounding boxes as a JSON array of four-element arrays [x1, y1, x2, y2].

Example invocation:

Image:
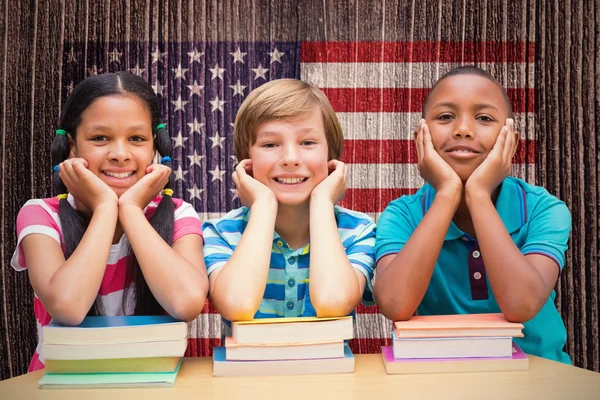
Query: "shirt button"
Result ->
[[287, 278, 296, 287], [288, 257, 296, 265], [472, 250, 481, 259], [461, 236, 469, 242], [286, 301, 294, 310], [276, 240, 284, 247], [474, 272, 482, 280]]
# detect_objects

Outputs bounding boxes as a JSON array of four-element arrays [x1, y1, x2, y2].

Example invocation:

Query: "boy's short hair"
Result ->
[[422, 65, 514, 118], [233, 79, 344, 161]]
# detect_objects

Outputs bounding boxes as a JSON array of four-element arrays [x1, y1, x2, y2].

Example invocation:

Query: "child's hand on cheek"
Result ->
[[415, 120, 462, 196], [118, 164, 171, 210], [465, 118, 519, 197], [232, 159, 276, 210], [310, 160, 347, 206], [59, 158, 117, 213]]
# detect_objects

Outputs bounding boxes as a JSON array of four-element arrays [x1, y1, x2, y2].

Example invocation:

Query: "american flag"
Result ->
[[62, 39, 535, 356]]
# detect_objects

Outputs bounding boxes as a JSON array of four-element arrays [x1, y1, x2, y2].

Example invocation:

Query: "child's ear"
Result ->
[[68, 134, 76, 158]]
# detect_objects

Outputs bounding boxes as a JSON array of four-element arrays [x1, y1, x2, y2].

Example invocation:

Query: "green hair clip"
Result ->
[[155, 123, 166, 131], [56, 129, 67, 136]]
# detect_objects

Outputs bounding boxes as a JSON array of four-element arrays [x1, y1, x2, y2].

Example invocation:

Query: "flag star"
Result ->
[[209, 165, 226, 182], [187, 151, 205, 167], [230, 80, 247, 97], [187, 80, 204, 96], [66, 47, 77, 63], [230, 188, 239, 200], [151, 49, 167, 64], [171, 131, 189, 149], [152, 81, 166, 96], [108, 48, 122, 63], [230, 122, 235, 129], [230, 47, 247, 64], [252, 63, 269, 80], [172, 64, 189, 79], [130, 64, 145, 76], [173, 164, 185, 181], [187, 184, 205, 200], [208, 132, 226, 148], [66, 81, 74, 96], [187, 118, 204, 134], [209, 63, 226, 80], [209, 95, 226, 112], [171, 96, 189, 111], [88, 65, 102, 76], [268, 48, 285, 64], [230, 155, 238, 167], [187, 48, 204, 64]]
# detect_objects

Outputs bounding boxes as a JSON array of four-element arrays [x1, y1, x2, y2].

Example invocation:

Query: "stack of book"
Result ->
[[213, 316, 355, 376], [381, 313, 529, 374], [38, 315, 187, 388]]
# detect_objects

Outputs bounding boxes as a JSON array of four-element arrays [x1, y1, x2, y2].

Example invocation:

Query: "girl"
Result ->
[[374, 66, 572, 363], [11, 72, 208, 372]]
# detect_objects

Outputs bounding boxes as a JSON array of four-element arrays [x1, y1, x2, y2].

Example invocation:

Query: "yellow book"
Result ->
[[44, 357, 182, 374], [232, 316, 353, 344]]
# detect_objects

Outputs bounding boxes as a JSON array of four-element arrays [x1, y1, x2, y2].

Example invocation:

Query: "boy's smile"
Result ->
[[248, 108, 329, 206], [70, 95, 155, 197], [424, 75, 512, 181]]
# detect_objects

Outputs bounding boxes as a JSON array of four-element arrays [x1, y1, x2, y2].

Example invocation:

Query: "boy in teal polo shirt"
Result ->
[[203, 79, 376, 335], [373, 66, 571, 364]]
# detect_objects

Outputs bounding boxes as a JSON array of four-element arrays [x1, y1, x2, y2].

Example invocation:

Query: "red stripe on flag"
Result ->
[[349, 338, 392, 354], [185, 338, 223, 357], [341, 139, 536, 164], [202, 299, 220, 314], [340, 188, 418, 212], [301, 41, 535, 63], [357, 304, 383, 314], [324, 88, 534, 113]]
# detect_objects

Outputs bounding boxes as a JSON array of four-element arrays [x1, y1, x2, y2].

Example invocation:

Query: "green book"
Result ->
[[38, 359, 182, 388]]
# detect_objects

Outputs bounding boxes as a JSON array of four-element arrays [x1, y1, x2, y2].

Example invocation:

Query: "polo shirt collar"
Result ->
[[422, 177, 528, 241]]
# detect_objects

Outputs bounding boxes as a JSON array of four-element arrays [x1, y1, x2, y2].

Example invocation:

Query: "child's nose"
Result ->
[[281, 145, 301, 166], [453, 117, 474, 139], [108, 141, 131, 161]]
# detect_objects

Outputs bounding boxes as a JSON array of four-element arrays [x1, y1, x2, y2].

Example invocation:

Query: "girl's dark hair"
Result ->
[[51, 71, 174, 316], [422, 65, 514, 118]]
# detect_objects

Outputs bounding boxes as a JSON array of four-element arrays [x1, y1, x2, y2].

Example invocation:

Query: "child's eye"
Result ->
[[477, 115, 496, 122], [91, 136, 108, 142], [436, 114, 454, 121], [301, 140, 317, 146], [130, 136, 147, 142], [261, 142, 277, 148]]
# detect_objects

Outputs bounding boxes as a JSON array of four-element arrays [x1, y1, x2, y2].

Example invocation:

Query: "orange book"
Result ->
[[393, 313, 524, 338]]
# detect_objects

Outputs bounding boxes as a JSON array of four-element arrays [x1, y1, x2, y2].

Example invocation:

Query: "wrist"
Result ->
[[310, 192, 334, 208], [91, 201, 119, 217], [251, 195, 278, 214], [465, 188, 492, 208]]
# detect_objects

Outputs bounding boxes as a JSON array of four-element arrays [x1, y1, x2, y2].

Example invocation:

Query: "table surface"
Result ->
[[1, 354, 600, 400]]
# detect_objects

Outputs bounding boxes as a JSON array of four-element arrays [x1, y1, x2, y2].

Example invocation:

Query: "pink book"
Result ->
[[393, 313, 524, 338], [381, 343, 529, 374]]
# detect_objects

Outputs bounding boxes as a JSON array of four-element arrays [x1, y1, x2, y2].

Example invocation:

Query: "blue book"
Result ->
[[213, 343, 355, 376], [38, 359, 183, 388], [43, 316, 188, 345]]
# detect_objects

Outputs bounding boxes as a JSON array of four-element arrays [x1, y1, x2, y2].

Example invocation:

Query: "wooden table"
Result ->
[[1, 354, 599, 400]]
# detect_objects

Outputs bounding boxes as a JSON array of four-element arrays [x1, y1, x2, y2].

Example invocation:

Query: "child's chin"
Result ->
[[275, 193, 310, 206]]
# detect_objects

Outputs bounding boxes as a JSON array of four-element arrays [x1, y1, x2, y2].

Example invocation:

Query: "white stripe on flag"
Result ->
[[188, 313, 223, 339], [302, 62, 535, 89], [338, 112, 535, 140], [348, 163, 423, 189], [354, 312, 393, 339]]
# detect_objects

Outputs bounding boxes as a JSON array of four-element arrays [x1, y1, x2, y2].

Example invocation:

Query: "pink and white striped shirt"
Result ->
[[10, 195, 203, 372]]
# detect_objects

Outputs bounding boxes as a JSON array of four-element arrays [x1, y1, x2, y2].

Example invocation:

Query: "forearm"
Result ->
[[374, 191, 460, 321], [119, 205, 208, 321], [466, 190, 549, 321], [210, 200, 278, 321], [47, 203, 118, 324], [309, 198, 362, 317]]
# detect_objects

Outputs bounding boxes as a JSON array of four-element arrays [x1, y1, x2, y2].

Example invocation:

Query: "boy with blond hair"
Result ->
[[203, 79, 376, 331]]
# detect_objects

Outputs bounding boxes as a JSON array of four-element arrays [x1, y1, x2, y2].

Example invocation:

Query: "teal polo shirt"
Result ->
[[375, 176, 572, 364]]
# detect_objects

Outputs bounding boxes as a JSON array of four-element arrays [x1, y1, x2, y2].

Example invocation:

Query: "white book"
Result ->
[[392, 332, 514, 359], [43, 338, 187, 360], [224, 337, 345, 361], [213, 344, 355, 377], [232, 316, 354, 345]]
